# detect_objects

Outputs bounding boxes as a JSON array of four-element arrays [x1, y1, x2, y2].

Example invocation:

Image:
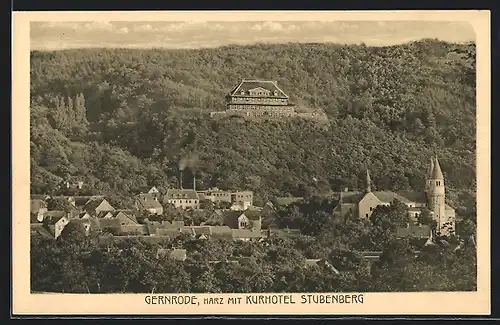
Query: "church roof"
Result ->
[[431, 157, 444, 179], [373, 191, 413, 204], [340, 192, 365, 203], [229, 80, 289, 99]]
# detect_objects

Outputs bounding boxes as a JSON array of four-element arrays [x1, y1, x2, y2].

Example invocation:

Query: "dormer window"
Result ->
[[274, 91, 278, 96], [240, 91, 245, 95]]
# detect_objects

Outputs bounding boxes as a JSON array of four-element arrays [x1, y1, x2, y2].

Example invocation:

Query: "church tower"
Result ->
[[426, 156, 447, 235]]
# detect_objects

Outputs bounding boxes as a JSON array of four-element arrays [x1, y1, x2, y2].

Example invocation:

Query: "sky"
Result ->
[[30, 21, 476, 51]]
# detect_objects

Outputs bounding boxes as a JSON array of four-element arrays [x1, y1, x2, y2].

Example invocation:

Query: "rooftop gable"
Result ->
[[165, 189, 199, 200], [229, 80, 289, 99]]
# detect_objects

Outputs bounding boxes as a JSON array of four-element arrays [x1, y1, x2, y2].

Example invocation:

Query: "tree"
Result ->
[[47, 198, 74, 212], [370, 199, 411, 248]]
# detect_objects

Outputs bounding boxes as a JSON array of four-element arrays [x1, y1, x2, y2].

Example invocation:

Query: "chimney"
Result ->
[[180, 170, 183, 189], [193, 174, 196, 191]]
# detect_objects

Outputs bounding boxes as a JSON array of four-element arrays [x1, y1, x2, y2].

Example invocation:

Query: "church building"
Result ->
[[333, 156, 456, 236]]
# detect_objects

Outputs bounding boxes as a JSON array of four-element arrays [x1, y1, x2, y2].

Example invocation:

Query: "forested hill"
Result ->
[[29, 39, 477, 212]]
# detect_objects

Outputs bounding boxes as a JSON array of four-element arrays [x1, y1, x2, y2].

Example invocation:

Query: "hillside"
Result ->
[[29, 39, 477, 214]]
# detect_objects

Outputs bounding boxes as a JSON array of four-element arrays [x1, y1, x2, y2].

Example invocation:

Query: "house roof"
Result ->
[[242, 210, 262, 220], [136, 194, 163, 209], [96, 211, 114, 219], [198, 193, 207, 201], [339, 192, 365, 204], [164, 189, 199, 200], [222, 210, 243, 228], [229, 80, 289, 99], [84, 198, 113, 213], [74, 196, 104, 208], [138, 186, 159, 193], [43, 211, 68, 224], [97, 218, 121, 229], [30, 224, 54, 239], [211, 210, 225, 218], [111, 211, 138, 224], [372, 191, 413, 204], [30, 199, 47, 213], [396, 225, 431, 238]]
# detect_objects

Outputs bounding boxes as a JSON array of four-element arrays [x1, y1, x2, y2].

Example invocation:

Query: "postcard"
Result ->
[[12, 10, 490, 315]]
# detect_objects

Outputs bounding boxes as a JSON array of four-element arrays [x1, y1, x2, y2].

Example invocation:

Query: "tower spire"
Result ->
[[427, 157, 435, 180], [432, 156, 444, 180], [365, 169, 372, 193]]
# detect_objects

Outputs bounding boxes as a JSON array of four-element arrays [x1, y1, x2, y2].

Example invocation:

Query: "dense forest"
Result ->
[[31, 198, 477, 293], [30, 39, 476, 213]]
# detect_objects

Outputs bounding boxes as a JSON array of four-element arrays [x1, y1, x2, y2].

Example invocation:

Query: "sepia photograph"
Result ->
[[12, 10, 490, 315]]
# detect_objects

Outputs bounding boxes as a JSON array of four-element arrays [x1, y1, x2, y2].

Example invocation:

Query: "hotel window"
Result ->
[[370, 207, 373, 211]]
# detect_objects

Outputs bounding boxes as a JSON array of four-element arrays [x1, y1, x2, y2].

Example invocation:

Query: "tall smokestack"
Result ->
[[180, 170, 183, 189], [193, 173, 196, 191]]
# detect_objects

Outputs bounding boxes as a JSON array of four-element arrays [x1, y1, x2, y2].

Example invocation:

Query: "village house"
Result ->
[[222, 209, 262, 232], [197, 188, 254, 208], [137, 186, 161, 199], [96, 210, 138, 226], [163, 189, 200, 210], [333, 157, 456, 236], [135, 193, 164, 215], [72, 196, 105, 210], [197, 187, 232, 203], [42, 211, 70, 239], [232, 190, 254, 207], [83, 197, 115, 216], [203, 210, 225, 226]]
